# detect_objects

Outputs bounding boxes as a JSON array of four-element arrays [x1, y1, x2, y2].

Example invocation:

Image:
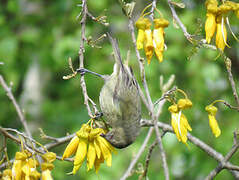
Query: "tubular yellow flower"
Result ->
[[30, 170, 41, 180], [215, 16, 227, 51], [42, 170, 53, 180], [179, 113, 192, 143], [2, 169, 12, 180], [62, 136, 80, 160], [97, 136, 113, 167], [72, 138, 88, 174], [205, 0, 218, 44], [168, 104, 192, 144], [12, 152, 27, 180], [22, 158, 38, 180], [22, 163, 30, 180], [87, 141, 96, 171], [153, 18, 169, 63], [94, 140, 101, 159], [41, 163, 54, 180], [205, 13, 217, 43], [205, 105, 221, 137], [42, 152, 56, 163], [143, 19, 154, 64], [94, 155, 105, 174], [135, 18, 148, 50]]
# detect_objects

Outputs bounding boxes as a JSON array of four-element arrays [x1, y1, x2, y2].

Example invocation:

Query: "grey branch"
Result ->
[[120, 127, 154, 180], [0, 75, 32, 138]]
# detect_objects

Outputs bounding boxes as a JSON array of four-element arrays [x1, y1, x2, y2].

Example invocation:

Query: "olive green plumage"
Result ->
[[99, 34, 141, 148]]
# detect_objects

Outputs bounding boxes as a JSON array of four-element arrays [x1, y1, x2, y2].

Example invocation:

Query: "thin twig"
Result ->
[[224, 57, 239, 108], [153, 98, 170, 180], [78, 0, 94, 117], [167, 0, 192, 41], [141, 140, 158, 179], [120, 127, 154, 180], [86, 12, 109, 26], [141, 120, 239, 177], [149, 0, 157, 21], [0, 129, 75, 169], [0, 75, 32, 138], [141, 131, 168, 180], [205, 131, 239, 179]]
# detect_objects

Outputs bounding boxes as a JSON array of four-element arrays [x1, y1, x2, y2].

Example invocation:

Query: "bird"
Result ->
[[78, 33, 141, 148], [99, 33, 141, 148]]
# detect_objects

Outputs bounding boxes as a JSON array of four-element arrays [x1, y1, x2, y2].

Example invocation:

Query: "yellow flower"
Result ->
[[2, 169, 12, 180], [143, 19, 154, 64], [29, 170, 41, 180], [168, 104, 192, 144], [177, 98, 192, 110], [205, 105, 221, 137], [42, 152, 56, 163], [41, 163, 54, 180], [205, 0, 218, 43], [153, 18, 169, 63], [215, 16, 227, 51], [12, 151, 27, 180], [22, 158, 39, 180], [135, 18, 148, 50], [62, 123, 116, 174], [62, 136, 79, 160], [205, 13, 217, 43]]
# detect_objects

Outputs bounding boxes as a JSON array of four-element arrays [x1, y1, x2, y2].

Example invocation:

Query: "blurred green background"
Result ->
[[0, 0, 239, 179]]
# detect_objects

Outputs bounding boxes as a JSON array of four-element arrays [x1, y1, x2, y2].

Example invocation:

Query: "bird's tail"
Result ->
[[107, 32, 125, 72]]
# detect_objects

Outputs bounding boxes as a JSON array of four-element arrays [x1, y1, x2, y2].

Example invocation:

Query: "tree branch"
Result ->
[[120, 127, 154, 180], [0, 75, 32, 138]]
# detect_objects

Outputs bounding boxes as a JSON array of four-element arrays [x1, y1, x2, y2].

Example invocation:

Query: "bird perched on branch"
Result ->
[[78, 33, 141, 148], [99, 33, 141, 148]]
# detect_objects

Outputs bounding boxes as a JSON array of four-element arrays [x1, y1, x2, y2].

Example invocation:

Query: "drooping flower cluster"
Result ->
[[12, 150, 40, 180], [168, 98, 193, 145], [0, 149, 56, 180], [135, 8, 169, 64], [205, 0, 239, 51], [62, 123, 116, 174], [205, 104, 221, 138]]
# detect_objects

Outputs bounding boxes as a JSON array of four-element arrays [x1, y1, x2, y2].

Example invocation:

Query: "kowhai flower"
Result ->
[[2, 169, 12, 180], [12, 150, 40, 180], [21, 158, 39, 180], [215, 16, 227, 51], [177, 98, 192, 110], [41, 152, 56, 180], [12, 151, 28, 180], [153, 18, 169, 63], [205, 105, 221, 137], [41, 163, 54, 180], [42, 152, 56, 163], [168, 103, 192, 145], [62, 123, 116, 174], [205, 0, 218, 43], [143, 19, 154, 64], [135, 18, 148, 50]]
